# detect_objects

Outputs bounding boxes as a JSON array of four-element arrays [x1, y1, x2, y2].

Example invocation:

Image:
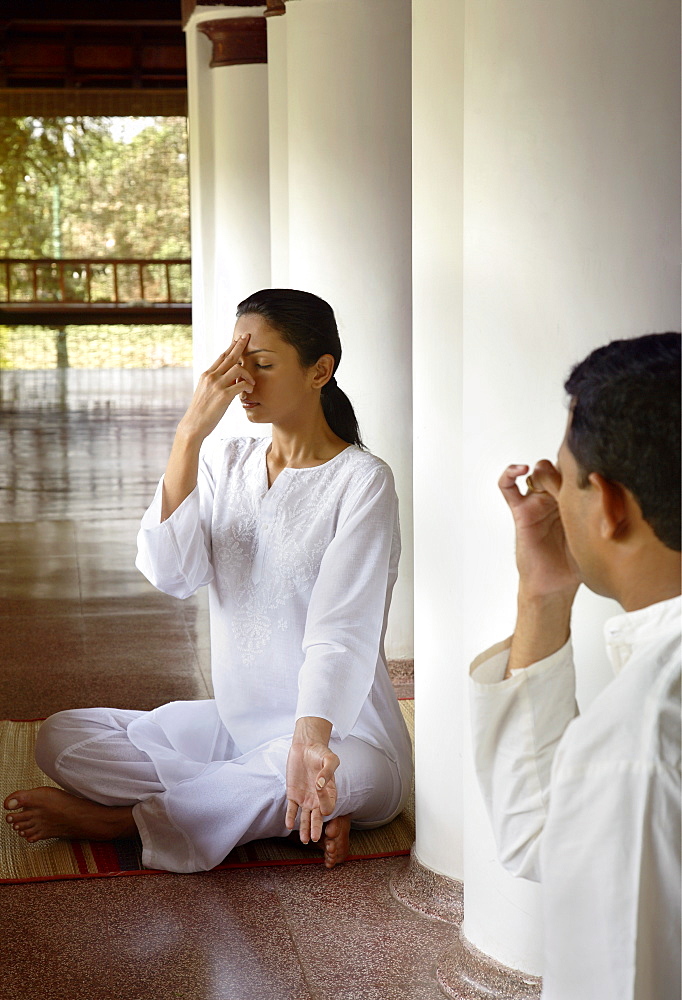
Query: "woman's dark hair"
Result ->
[[564, 331, 681, 551], [236, 288, 364, 448]]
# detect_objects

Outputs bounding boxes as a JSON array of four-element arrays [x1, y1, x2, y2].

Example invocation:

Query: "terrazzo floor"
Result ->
[[0, 370, 454, 1000]]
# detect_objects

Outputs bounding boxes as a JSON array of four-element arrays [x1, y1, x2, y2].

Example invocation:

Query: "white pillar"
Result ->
[[459, 0, 680, 981], [266, 14, 289, 287], [185, 6, 272, 442], [411, 0, 465, 883], [410, 0, 680, 991], [279, 0, 413, 659]]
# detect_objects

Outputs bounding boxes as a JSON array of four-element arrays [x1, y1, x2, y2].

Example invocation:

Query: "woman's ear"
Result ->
[[311, 354, 335, 389], [588, 473, 630, 541]]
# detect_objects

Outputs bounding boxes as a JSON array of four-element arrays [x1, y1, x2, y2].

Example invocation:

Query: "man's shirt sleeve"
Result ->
[[469, 637, 578, 881]]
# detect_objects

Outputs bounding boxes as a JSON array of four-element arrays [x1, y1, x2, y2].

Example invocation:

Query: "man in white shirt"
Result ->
[[470, 332, 681, 1000]]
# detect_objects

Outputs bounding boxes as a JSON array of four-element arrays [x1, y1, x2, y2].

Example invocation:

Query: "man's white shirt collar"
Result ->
[[604, 594, 682, 675]]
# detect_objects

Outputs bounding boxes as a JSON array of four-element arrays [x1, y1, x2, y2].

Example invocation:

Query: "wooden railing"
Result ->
[[1, 258, 191, 306]]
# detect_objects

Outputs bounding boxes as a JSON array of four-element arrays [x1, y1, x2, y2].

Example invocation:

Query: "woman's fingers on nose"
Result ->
[[226, 363, 254, 385], [215, 334, 250, 371], [230, 332, 249, 351]]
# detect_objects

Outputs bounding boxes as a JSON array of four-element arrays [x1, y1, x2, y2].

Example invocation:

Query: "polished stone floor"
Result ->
[[0, 371, 453, 1000]]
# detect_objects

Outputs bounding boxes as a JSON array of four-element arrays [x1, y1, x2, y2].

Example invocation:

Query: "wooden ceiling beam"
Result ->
[[1, 24, 187, 91], [5, 1, 182, 23], [1, 1, 288, 93]]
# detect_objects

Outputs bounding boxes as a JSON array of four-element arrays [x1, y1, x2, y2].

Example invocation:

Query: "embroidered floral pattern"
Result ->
[[209, 439, 378, 665], [230, 610, 274, 663]]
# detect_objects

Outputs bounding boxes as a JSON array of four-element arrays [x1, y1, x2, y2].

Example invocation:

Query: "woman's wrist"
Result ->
[[292, 716, 333, 746], [173, 418, 205, 452]]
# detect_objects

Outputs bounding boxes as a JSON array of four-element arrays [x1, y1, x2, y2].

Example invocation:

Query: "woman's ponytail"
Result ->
[[236, 289, 365, 448], [321, 376, 364, 448]]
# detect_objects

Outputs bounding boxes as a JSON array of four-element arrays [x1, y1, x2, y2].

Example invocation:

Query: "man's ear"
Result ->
[[588, 473, 630, 541]]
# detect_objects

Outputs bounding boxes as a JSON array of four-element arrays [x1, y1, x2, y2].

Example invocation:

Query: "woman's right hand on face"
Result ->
[[177, 334, 254, 442]]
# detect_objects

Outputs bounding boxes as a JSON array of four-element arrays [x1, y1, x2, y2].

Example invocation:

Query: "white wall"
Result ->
[[458, 0, 680, 973], [281, 0, 414, 658]]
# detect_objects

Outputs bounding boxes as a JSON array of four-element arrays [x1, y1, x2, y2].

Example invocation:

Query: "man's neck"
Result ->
[[612, 547, 681, 612]]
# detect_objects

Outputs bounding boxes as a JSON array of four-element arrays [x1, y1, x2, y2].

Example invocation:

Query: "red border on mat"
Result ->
[[0, 849, 410, 885], [70, 840, 91, 875]]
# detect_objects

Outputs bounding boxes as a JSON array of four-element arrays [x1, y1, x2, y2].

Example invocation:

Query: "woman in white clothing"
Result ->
[[4, 289, 413, 873]]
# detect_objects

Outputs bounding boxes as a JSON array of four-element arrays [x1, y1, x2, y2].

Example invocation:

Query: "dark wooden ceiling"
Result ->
[[0, 1, 282, 115], [1, 2, 187, 93]]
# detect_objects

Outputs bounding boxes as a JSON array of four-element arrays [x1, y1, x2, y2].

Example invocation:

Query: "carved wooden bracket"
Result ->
[[264, 0, 286, 17], [198, 16, 267, 67], [182, 1, 269, 29]]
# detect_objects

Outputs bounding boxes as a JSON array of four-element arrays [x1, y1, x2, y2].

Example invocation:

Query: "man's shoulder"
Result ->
[[561, 637, 680, 772]]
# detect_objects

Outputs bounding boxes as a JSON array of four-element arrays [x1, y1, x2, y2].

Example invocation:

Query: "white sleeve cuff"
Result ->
[[470, 636, 573, 686]]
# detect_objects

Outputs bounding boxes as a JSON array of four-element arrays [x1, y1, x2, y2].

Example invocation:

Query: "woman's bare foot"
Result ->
[[322, 813, 351, 869], [4, 787, 137, 843]]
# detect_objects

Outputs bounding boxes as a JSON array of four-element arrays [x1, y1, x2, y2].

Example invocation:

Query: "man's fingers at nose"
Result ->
[[498, 465, 529, 508], [532, 460, 561, 495]]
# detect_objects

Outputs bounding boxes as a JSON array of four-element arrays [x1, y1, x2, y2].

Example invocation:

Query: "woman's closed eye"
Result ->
[[255, 363, 273, 370]]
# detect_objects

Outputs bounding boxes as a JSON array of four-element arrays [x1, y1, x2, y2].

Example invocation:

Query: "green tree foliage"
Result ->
[[0, 116, 189, 260], [0, 117, 191, 370], [62, 117, 190, 260], [0, 117, 109, 256]]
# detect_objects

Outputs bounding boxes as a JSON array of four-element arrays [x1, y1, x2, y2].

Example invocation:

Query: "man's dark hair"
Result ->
[[564, 332, 681, 551]]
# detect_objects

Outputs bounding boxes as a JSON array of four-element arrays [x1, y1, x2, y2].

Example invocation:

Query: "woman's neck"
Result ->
[[267, 415, 349, 480]]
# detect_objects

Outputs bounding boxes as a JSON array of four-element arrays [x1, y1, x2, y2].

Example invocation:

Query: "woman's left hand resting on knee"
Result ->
[[285, 717, 339, 844]]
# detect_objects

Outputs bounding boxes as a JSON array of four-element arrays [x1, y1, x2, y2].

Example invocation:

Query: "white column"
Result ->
[[411, 0, 680, 988], [458, 0, 680, 979], [411, 0, 465, 883], [281, 0, 413, 659], [185, 6, 272, 442], [266, 14, 289, 287]]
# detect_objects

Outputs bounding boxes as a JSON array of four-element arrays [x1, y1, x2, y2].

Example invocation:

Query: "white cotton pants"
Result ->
[[35, 704, 404, 873]]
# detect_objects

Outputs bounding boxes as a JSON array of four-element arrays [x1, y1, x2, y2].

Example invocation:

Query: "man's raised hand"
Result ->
[[499, 462, 580, 602], [500, 462, 581, 675]]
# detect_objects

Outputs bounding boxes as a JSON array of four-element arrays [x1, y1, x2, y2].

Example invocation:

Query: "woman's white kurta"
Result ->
[[469, 596, 681, 1000], [134, 436, 412, 812]]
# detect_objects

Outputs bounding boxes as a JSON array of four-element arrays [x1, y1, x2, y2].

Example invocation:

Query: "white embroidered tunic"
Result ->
[[134, 436, 412, 795], [470, 596, 681, 1000]]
